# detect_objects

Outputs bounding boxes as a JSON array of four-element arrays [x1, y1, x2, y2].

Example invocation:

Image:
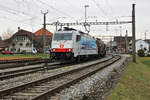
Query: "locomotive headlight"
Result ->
[[51, 49, 56, 52], [66, 49, 72, 52], [68, 49, 72, 52]]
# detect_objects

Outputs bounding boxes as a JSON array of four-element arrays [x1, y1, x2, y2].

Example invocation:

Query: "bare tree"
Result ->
[[1, 29, 14, 40]]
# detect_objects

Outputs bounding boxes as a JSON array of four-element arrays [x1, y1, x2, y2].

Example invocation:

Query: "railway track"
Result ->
[[0, 58, 50, 64], [0, 55, 110, 80], [0, 59, 50, 70], [0, 62, 63, 80], [0, 55, 121, 100]]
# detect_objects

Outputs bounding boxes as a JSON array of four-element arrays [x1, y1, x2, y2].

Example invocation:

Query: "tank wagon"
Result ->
[[50, 27, 106, 62]]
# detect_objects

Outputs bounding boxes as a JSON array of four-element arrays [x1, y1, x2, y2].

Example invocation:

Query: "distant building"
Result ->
[[114, 36, 132, 45], [114, 36, 132, 52]]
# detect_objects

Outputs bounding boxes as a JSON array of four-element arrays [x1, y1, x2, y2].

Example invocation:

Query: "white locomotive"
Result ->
[[50, 27, 106, 62]]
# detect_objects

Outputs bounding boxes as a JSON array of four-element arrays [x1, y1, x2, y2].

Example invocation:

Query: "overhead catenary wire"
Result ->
[[90, 0, 108, 17], [62, 0, 83, 15], [36, 0, 77, 21], [0, 8, 40, 26], [105, 0, 114, 15], [0, 4, 33, 18], [0, 15, 39, 26], [0, 0, 46, 27]]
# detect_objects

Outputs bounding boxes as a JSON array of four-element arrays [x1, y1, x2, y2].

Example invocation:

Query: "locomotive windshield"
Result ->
[[54, 33, 72, 40]]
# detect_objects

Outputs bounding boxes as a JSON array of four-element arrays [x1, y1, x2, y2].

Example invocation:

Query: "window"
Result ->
[[12, 43, 15, 47], [76, 35, 81, 41], [140, 44, 143, 48], [26, 42, 30, 47], [20, 43, 23, 46], [54, 33, 72, 40]]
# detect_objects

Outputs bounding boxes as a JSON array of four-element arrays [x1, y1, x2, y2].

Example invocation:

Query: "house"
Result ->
[[136, 39, 149, 53], [3, 27, 53, 53], [129, 39, 149, 53], [4, 28, 37, 53]]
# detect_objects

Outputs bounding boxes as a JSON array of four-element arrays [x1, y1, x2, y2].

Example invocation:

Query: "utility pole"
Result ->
[[119, 26, 122, 53], [145, 31, 147, 41], [56, 21, 58, 31], [132, 4, 136, 62], [125, 30, 129, 53], [30, 17, 34, 54], [41, 10, 48, 54], [120, 26, 122, 37], [84, 5, 89, 33], [84, 5, 89, 23]]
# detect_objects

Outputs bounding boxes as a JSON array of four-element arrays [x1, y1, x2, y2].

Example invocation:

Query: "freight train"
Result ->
[[50, 27, 106, 62]]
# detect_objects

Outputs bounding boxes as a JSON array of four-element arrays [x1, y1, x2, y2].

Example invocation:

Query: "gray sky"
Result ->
[[0, 0, 149, 40]]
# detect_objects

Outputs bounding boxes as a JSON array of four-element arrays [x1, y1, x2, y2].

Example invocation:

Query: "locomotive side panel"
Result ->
[[79, 34, 98, 56]]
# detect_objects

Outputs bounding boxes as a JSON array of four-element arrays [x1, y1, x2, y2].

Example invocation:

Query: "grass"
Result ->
[[0, 53, 49, 60], [107, 56, 150, 100]]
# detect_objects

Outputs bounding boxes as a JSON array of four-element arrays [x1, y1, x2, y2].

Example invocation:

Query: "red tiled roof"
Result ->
[[34, 28, 53, 37]]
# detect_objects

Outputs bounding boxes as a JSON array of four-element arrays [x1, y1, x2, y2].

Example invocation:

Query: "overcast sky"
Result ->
[[0, 0, 149, 40]]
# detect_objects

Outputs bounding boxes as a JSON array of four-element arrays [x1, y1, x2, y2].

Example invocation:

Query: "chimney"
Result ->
[[18, 27, 20, 31]]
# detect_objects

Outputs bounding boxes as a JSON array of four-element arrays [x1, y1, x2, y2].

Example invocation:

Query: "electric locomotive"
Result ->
[[50, 27, 106, 62]]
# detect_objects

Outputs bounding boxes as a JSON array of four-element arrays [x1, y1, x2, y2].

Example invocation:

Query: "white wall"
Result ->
[[136, 40, 149, 53], [8, 36, 34, 53]]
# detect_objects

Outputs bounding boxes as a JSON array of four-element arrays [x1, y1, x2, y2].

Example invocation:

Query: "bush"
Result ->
[[138, 49, 145, 57]]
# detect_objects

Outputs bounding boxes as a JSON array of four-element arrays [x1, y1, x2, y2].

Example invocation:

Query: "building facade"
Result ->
[[5, 29, 36, 53], [2, 28, 53, 53], [113, 36, 132, 53]]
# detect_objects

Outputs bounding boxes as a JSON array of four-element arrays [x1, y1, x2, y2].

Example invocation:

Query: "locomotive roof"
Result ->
[[57, 27, 88, 34]]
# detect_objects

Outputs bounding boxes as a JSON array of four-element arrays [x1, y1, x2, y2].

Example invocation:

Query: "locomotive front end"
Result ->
[[50, 31, 74, 60]]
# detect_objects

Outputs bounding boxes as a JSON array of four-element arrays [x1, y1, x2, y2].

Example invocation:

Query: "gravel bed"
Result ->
[[49, 55, 128, 100], [0, 56, 112, 91]]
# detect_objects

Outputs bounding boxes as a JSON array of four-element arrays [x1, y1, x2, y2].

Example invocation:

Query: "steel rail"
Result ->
[[0, 58, 50, 64], [0, 62, 61, 80]]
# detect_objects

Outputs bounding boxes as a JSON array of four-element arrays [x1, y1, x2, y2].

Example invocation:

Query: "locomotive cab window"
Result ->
[[76, 35, 81, 41], [54, 33, 72, 40]]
